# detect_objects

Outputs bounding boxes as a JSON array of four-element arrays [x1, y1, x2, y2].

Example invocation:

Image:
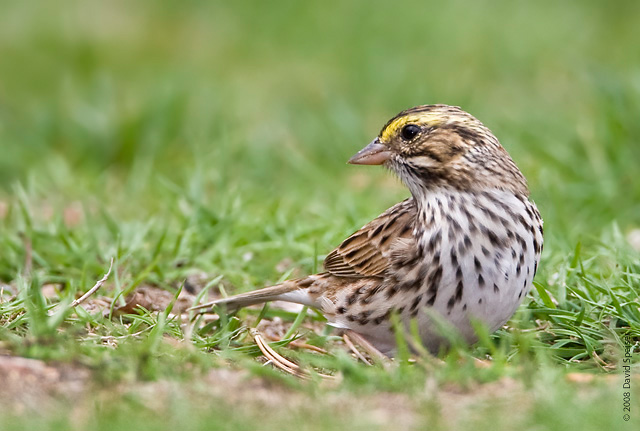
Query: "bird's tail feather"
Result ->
[[189, 280, 302, 312]]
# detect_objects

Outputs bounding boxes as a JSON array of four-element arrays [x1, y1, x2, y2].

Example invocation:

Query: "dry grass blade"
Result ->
[[343, 333, 372, 365], [251, 329, 308, 378], [263, 334, 328, 354], [344, 330, 391, 367], [591, 350, 616, 371], [71, 258, 114, 308], [251, 329, 336, 381]]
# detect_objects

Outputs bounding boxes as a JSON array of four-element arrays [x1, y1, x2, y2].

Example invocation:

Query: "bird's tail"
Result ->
[[189, 279, 313, 313]]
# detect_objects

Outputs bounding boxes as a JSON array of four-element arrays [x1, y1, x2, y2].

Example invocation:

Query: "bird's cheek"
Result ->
[[407, 156, 439, 169]]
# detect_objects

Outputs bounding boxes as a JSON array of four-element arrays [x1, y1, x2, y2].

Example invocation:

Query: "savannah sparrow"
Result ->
[[193, 105, 543, 355]]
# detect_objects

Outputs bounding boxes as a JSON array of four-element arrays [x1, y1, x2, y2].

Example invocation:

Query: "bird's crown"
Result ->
[[379, 104, 481, 144]]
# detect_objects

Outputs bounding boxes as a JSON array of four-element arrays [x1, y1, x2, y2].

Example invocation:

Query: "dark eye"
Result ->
[[401, 124, 420, 141]]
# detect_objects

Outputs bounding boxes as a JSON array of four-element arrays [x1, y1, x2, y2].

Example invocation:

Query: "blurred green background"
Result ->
[[1, 2, 640, 429], [1, 0, 639, 281]]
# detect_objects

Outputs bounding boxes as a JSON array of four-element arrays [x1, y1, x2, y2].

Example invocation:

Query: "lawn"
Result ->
[[1, 0, 639, 430]]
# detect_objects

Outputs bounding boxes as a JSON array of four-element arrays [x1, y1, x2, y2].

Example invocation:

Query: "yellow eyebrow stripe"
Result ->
[[379, 113, 446, 143]]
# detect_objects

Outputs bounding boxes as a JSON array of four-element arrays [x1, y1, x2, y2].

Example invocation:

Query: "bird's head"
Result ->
[[349, 105, 529, 197]]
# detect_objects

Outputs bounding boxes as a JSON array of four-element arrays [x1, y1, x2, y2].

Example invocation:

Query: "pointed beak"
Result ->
[[348, 138, 392, 165]]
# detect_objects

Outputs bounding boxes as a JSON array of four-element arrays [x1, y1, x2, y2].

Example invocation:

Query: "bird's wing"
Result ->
[[323, 198, 416, 278]]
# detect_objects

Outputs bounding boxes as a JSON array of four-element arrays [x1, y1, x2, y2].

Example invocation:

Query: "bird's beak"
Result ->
[[348, 138, 392, 165]]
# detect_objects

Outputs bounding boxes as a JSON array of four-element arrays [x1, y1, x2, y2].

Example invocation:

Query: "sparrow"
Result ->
[[192, 105, 543, 355]]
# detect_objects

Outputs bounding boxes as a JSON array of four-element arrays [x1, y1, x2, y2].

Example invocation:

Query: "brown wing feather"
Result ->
[[323, 199, 416, 278]]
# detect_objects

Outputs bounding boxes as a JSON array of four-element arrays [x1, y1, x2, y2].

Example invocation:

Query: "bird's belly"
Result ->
[[322, 189, 542, 355], [329, 241, 538, 355]]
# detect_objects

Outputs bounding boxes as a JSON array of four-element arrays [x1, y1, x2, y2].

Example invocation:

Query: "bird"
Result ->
[[192, 105, 543, 355]]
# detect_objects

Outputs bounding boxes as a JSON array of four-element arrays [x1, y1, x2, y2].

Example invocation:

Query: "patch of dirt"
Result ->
[[0, 356, 90, 416], [82, 282, 205, 317], [0, 356, 421, 429], [2, 353, 633, 430], [114, 285, 196, 315]]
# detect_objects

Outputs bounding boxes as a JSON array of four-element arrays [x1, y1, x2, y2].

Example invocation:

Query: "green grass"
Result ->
[[1, 0, 640, 429]]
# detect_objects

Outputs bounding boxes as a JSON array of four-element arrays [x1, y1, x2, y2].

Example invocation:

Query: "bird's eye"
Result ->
[[401, 124, 420, 141]]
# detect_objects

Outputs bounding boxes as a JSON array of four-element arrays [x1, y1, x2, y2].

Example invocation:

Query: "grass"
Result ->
[[1, 0, 640, 429]]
